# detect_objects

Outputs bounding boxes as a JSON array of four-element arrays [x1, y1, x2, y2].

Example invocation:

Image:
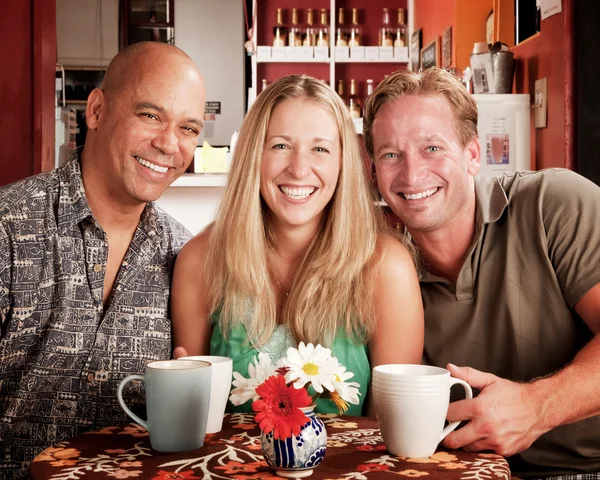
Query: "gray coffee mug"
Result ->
[[117, 359, 212, 452]]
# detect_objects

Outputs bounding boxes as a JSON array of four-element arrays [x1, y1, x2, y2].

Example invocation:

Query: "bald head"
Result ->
[[101, 42, 203, 96]]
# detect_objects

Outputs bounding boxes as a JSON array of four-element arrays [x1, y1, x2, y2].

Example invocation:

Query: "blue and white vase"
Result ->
[[260, 405, 327, 478]]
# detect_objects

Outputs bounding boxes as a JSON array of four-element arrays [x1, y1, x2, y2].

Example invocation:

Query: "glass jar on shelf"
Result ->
[[379, 8, 394, 47], [335, 8, 349, 47], [273, 8, 287, 47], [316, 9, 329, 48], [289, 8, 302, 47], [348, 8, 362, 47], [348, 79, 361, 119], [303, 8, 316, 47], [394, 8, 407, 47]]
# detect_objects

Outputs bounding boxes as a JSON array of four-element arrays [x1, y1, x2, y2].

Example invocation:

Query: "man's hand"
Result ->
[[173, 346, 189, 359], [442, 363, 548, 457]]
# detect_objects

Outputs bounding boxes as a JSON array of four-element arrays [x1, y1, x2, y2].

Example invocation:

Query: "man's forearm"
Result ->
[[531, 334, 600, 431]]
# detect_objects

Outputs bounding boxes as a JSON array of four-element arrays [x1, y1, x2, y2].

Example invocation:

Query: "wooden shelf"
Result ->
[[65, 100, 88, 104], [170, 173, 228, 187], [257, 58, 331, 63], [336, 58, 408, 63], [258, 58, 407, 64], [62, 66, 107, 71]]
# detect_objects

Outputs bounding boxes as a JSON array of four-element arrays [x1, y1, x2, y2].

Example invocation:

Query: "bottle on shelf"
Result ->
[[261, 79, 269, 93], [394, 8, 407, 47], [316, 9, 329, 48], [365, 79, 374, 101], [303, 8, 316, 47], [379, 8, 394, 47], [335, 8, 348, 47], [273, 8, 287, 47], [348, 79, 361, 119], [289, 8, 303, 47], [348, 8, 362, 47], [337, 79, 346, 104]]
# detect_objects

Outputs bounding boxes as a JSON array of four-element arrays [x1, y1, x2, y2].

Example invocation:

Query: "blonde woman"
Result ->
[[171, 74, 423, 415]]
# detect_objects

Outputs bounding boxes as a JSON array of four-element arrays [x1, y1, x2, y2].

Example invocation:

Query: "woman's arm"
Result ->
[[171, 232, 213, 357], [366, 235, 424, 415]]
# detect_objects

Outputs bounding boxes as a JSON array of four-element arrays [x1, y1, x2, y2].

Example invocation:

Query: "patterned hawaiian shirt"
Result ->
[[0, 151, 192, 477]]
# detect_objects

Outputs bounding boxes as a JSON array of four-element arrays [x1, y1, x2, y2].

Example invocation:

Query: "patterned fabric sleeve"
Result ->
[[0, 219, 11, 330]]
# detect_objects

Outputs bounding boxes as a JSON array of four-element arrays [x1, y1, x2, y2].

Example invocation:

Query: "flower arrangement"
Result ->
[[229, 342, 360, 440]]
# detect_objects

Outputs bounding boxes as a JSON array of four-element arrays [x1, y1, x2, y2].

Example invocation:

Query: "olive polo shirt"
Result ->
[[420, 169, 600, 477]]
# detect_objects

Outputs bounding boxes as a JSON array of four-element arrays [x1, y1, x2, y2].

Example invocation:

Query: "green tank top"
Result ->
[[210, 315, 370, 416]]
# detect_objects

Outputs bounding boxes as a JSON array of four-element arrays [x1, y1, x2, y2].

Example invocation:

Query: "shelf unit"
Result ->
[[170, 173, 228, 188], [250, 0, 409, 99], [119, 0, 175, 49], [59, 66, 106, 106]]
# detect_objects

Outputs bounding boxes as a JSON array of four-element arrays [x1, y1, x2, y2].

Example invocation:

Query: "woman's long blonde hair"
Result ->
[[205, 74, 393, 347]]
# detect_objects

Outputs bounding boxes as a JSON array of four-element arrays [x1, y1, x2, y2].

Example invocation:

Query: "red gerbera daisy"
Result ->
[[252, 374, 312, 440]]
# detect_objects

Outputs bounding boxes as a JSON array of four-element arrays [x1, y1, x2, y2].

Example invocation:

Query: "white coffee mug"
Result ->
[[179, 355, 233, 433], [117, 359, 211, 452], [372, 364, 473, 458]]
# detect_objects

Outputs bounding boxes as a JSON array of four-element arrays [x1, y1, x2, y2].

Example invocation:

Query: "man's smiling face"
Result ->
[[371, 93, 480, 234]]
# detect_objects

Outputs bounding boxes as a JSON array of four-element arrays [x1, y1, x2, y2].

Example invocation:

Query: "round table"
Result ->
[[30, 413, 512, 479]]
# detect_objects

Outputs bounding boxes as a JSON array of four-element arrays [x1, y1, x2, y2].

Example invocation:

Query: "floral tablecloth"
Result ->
[[30, 413, 511, 479]]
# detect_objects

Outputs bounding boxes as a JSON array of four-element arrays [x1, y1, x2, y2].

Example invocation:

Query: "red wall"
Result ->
[[0, 0, 56, 187], [511, 0, 574, 170], [413, 0, 575, 171], [414, 0, 455, 54], [1, 2, 35, 185]]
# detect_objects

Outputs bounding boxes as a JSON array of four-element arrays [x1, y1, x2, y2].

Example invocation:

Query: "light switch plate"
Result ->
[[534, 78, 548, 129]]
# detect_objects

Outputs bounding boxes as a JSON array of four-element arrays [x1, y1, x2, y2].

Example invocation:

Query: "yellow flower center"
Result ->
[[302, 362, 319, 375]]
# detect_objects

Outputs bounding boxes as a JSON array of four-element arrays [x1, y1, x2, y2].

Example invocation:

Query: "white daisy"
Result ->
[[229, 352, 277, 406], [281, 342, 338, 393], [332, 362, 361, 405]]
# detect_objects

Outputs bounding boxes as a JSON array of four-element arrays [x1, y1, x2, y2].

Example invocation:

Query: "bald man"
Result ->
[[0, 42, 206, 476]]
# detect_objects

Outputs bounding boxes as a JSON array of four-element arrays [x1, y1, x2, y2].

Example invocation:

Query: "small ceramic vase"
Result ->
[[260, 405, 327, 478]]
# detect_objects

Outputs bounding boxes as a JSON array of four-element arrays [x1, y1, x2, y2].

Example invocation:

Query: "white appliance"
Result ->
[[473, 94, 531, 177], [55, 64, 77, 168]]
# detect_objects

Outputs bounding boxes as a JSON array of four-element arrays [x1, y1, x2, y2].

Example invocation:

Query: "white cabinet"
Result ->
[[56, 0, 119, 67], [175, 0, 245, 147]]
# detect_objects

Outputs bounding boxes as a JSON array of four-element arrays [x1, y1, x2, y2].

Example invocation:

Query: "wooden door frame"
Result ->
[[33, 0, 56, 173]]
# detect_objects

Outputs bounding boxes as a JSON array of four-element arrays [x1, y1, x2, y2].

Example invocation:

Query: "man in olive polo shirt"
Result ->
[[363, 68, 600, 478]]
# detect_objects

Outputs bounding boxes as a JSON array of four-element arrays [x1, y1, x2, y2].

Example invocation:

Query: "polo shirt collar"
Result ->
[[474, 175, 509, 225], [419, 176, 509, 292]]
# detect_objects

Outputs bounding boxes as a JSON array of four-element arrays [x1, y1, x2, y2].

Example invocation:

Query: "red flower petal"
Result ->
[[251, 375, 312, 440]]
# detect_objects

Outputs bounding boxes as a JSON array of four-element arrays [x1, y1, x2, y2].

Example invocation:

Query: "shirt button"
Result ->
[[93, 264, 102, 273], [87, 373, 94, 382]]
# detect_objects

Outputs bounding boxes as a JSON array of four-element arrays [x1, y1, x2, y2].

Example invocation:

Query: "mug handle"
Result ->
[[117, 374, 147, 430], [439, 378, 473, 441]]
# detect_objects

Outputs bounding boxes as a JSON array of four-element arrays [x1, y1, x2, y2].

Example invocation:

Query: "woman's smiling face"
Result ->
[[260, 97, 341, 235]]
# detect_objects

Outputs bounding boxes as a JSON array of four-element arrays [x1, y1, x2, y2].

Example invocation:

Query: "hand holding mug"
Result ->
[[443, 364, 546, 457]]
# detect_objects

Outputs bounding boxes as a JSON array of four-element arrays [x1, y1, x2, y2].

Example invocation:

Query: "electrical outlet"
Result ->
[[534, 78, 548, 129]]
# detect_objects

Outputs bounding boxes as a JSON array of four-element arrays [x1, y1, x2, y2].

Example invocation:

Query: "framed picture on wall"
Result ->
[[421, 36, 441, 70], [442, 26, 452, 67], [410, 29, 422, 72]]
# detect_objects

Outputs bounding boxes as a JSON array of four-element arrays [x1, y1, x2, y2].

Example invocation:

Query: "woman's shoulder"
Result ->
[[375, 232, 415, 264], [176, 228, 213, 272], [373, 233, 419, 283]]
